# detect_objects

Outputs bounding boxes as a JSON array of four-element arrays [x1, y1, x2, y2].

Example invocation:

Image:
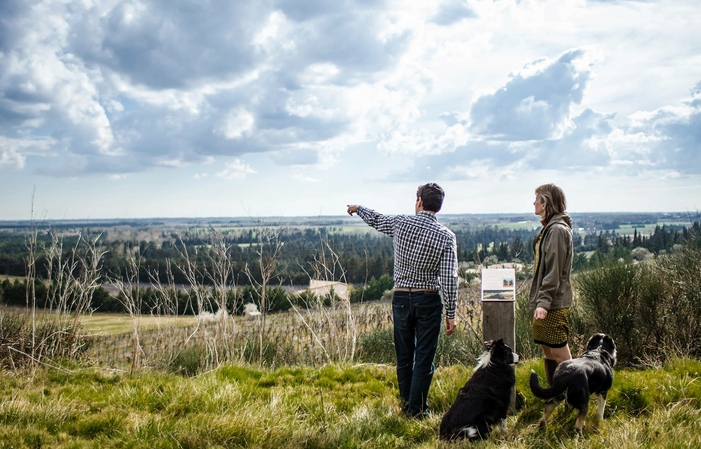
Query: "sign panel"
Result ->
[[481, 268, 516, 302]]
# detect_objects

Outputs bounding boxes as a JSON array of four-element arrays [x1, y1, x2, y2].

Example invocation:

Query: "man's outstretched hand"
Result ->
[[347, 205, 358, 216]]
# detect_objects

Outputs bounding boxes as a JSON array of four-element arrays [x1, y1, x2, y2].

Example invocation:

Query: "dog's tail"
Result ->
[[529, 369, 567, 400]]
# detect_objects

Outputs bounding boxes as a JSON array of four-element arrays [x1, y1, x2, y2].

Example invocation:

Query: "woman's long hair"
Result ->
[[535, 183, 568, 226]]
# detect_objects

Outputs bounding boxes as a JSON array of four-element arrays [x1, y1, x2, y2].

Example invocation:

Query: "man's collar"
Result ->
[[417, 210, 437, 219]]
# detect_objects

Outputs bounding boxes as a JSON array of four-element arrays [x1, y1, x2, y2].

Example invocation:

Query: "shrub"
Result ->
[[514, 288, 540, 361], [240, 335, 296, 367], [0, 309, 88, 368], [168, 345, 205, 376], [356, 328, 394, 364], [349, 274, 394, 303], [657, 244, 701, 356], [434, 329, 483, 367], [575, 244, 701, 365], [237, 285, 291, 314], [575, 263, 650, 365]]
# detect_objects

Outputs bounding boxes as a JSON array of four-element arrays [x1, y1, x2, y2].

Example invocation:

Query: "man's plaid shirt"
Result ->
[[357, 206, 458, 319]]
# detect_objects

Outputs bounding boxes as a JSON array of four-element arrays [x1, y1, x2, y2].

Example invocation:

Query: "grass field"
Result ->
[[0, 307, 198, 337], [80, 313, 198, 336], [616, 221, 691, 237], [0, 357, 699, 448]]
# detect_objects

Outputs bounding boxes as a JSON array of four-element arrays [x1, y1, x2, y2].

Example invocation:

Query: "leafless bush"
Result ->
[[243, 228, 285, 365], [4, 204, 105, 369], [288, 236, 359, 363], [111, 246, 145, 373]]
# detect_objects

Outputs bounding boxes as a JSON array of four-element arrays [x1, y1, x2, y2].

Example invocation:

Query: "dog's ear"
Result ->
[[603, 334, 616, 349], [587, 333, 605, 350]]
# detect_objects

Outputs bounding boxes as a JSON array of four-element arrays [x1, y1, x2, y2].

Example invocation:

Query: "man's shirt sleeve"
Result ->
[[439, 234, 459, 319], [356, 206, 397, 237]]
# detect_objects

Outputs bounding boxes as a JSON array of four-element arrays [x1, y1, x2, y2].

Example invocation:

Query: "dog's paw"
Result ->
[[573, 428, 582, 441], [498, 418, 507, 433]]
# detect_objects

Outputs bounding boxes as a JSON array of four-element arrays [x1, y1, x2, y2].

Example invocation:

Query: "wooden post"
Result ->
[[482, 300, 515, 350], [482, 300, 517, 413]]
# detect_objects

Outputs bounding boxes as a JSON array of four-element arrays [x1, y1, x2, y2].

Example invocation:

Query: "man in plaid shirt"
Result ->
[[347, 183, 458, 418]]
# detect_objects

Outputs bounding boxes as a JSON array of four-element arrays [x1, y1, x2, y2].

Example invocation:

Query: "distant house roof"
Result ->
[[307, 280, 349, 300]]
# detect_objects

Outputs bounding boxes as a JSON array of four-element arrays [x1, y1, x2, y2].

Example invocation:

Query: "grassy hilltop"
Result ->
[[1, 357, 700, 448]]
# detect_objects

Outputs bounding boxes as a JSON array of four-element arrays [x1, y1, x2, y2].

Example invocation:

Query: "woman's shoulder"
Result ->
[[545, 214, 571, 230], [543, 220, 572, 242]]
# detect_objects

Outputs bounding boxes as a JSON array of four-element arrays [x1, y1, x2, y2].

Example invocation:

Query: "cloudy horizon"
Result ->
[[1, 0, 700, 219]]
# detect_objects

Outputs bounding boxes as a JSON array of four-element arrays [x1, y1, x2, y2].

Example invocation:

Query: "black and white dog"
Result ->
[[530, 333, 617, 433], [440, 339, 520, 440]]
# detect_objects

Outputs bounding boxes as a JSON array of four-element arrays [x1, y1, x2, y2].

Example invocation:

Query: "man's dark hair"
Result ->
[[417, 183, 445, 212]]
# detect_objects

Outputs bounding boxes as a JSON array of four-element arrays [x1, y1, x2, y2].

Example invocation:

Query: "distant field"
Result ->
[[81, 313, 197, 336], [328, 226, 376, 234], [617, 221, 691, 236], [491, 221, 540, 231], [0, 307, 198, 336]]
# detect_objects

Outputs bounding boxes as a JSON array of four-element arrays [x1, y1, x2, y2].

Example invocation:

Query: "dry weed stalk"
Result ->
[[173, 237, 212, 338], [142, 256, 199, 368], [23, 191, 39, 364], [243, 228, 284, 365], [170, 231, 244, 369], [111, 246, 145, 373], [291, 236, 358, 363], [21, 200, 105, 368], [203, 231, 239, 365]]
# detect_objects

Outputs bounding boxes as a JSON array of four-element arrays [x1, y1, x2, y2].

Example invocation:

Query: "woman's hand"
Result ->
[[534, 307, 548, 320]]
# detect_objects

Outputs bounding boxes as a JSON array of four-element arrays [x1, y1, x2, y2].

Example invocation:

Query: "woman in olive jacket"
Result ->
[[529, 183, 573, 386]]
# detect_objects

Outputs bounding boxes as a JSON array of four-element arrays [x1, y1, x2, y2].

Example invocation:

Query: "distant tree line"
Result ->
[[0, 274, 395, 316], [573, 222, 700, 270], [0, 226, 537, 284], [0, 221, 698, 313]]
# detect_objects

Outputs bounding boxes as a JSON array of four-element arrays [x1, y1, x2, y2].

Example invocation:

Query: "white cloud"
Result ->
[[622, 88, 701, 174], [469, 48, 601, 141], [216, 159, 256, 180], [215, 109, 255, 140], [0, 147, 25, 169], [431, 0, 477, 26], [0, 136, 56, 169], [1, 0, 701, 218]]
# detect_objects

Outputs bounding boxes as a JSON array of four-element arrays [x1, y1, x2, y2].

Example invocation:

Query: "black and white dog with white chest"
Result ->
[[440, 339, 520, 441], [530, 333, 617, 434]]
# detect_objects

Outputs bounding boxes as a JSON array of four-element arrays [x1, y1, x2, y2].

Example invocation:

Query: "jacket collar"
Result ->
[[544, 213, 572, 230]]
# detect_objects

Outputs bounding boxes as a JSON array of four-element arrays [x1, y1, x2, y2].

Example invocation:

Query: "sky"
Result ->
[[1, 0, 700, 220]]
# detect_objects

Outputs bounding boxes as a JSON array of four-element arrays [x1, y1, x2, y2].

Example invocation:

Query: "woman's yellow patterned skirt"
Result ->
[[533, 308, 570, 348]]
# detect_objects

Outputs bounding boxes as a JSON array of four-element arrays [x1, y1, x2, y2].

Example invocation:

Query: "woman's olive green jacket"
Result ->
[[528, 213, 573, 311]]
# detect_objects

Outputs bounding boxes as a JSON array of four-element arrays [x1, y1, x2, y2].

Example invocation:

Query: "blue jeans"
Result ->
[[392, 291, 443, 417]]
